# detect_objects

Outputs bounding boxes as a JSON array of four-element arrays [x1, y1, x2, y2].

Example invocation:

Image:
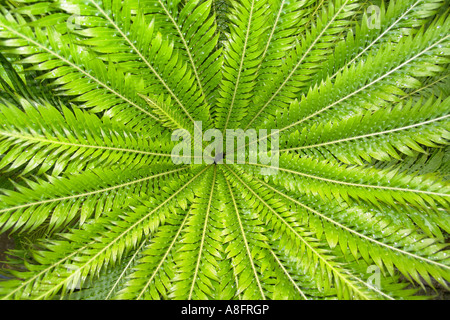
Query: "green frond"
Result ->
[[215, 0, 271, 131], [0, 99, 184, 176], [51, 0, 213, 131], [144, 0, 223, 106], [281, 95, 450, 165], [0, 164, 189, 232], [0, 9, 163, 133], [312, 0, 447, 88], [67, 239, 148, 300], [221, 170, 268, 299], [0, 0, 449, 301], [260, 13, 450, 133], [169, 166, 219, 300], [251, 174, 450, 288], [244, 153, 450, 210], [223, 164, 380, 299], [0, 165, 209, 300], [241, 0, 360, 129]]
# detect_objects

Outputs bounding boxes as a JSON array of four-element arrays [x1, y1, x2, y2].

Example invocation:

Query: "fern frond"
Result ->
[[241, 0, 360, 129], [215, 0, 270, 131], [252, 174, 450, 287], [246, 153, 450, 210], [222, 170, 267, 299], [0, 166, 209, 300], [51, 0, 213, 131], [0, 164, 189, 232], [0, 10, 162, 133], [0, 0, 449, 301], [68, 239, 148, 300], [313, 0, 446, 87], [258, 13, 450, 134], [281, 95, 450, 165], [223, 164, 379, 299]]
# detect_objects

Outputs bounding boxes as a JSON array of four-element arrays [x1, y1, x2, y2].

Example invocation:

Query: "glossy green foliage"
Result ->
[[0, 0, 449, 300]]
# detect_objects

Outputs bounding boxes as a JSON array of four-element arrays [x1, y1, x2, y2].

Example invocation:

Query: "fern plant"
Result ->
[[0, 0, 449, 300]]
